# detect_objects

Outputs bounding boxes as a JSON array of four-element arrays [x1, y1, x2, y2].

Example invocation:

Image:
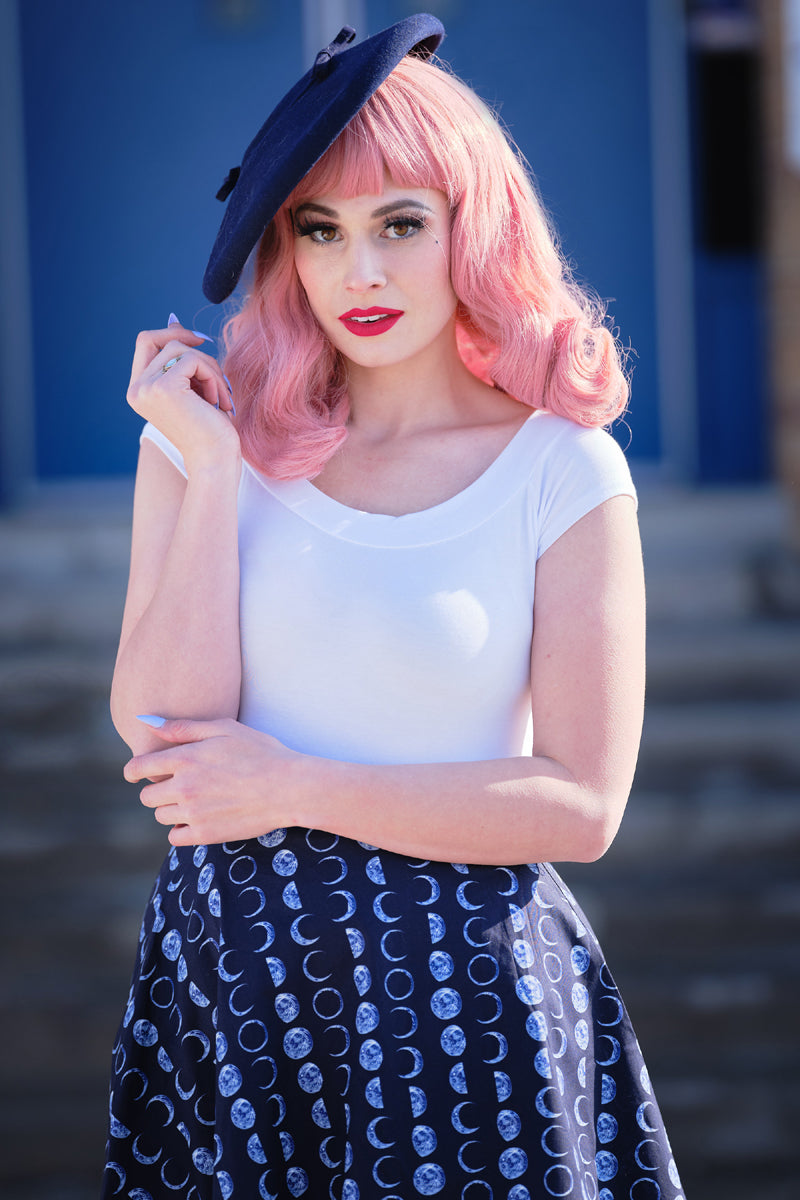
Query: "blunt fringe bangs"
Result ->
[[222, 56, 630, 480]]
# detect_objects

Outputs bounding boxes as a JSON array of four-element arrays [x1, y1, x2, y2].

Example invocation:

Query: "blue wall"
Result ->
[[21, 0, 659, 477]]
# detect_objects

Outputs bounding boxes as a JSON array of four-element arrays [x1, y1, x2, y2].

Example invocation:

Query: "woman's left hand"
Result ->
[[123, 718, 299, 846]]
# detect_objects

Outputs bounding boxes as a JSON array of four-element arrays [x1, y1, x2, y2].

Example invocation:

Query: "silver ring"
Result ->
[[161, 355, 183, 374]]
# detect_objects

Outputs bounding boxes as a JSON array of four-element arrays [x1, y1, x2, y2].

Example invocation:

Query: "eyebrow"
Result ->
[[294, 198, 434, 219]]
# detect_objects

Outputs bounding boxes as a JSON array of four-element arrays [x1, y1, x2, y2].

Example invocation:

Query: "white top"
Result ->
[[141, 412, 636, 765]]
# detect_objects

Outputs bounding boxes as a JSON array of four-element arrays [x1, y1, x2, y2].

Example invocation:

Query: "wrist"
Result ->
[[284, 750, 337, 831], [185, 439, 242, 484]]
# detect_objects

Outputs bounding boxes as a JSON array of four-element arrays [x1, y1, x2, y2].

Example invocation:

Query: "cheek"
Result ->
[[293, 259, 329, 324]]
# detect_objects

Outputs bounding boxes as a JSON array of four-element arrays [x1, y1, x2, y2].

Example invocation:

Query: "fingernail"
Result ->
[[137, 714, 167, 728], [215, 399, 220, 411], [192, 329, 215, 342], [168, 313, 180, 326], [223, 373, 233, 392], [229, 398, 237, 417]]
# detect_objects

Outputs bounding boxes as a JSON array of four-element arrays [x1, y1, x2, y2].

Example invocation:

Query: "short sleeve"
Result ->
[[533, 420, 637, 559], [140, 422, 188, 479]]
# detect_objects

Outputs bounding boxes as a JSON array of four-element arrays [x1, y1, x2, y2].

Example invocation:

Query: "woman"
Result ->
[[103, 15, 684, 1200]]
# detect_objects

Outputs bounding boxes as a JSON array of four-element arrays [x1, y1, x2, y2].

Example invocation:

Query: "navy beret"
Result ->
[[202, 13, 445, 304]]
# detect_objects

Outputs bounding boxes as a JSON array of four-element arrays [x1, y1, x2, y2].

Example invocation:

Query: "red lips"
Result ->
[[339, 307, 403, 337]]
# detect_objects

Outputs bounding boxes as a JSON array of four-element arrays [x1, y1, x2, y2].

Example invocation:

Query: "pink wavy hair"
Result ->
[[222, 55, 629, 479]]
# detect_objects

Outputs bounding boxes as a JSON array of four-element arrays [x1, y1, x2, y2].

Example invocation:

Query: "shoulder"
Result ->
[[520, 413, 637, 559], [522, 410, 629, 462]]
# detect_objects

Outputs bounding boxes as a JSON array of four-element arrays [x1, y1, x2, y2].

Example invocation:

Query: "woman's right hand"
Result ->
[[126, 319, 240, 474]]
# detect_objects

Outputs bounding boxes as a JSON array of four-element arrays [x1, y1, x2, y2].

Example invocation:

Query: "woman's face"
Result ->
[[292, 179, 457, 372]]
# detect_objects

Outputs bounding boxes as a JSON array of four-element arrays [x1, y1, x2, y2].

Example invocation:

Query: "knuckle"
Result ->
[[169, 719, 194, 740]]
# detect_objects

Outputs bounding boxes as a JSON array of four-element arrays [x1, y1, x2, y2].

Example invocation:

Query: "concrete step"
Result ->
[[646, 617, 800, 700], [638, 484, 791, 622], [639, 697, 800, 776]]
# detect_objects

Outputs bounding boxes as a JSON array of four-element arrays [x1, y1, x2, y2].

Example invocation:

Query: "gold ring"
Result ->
[[161, 355, 183, 374]]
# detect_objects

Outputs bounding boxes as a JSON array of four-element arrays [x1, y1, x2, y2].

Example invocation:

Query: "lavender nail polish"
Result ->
[[168, 313, 180, 326], [193, 330, 215, 342], [137, 714, 167, 728]]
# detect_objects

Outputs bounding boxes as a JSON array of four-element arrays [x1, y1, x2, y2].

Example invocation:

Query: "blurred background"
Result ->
[[1, 0, 799, 1196]]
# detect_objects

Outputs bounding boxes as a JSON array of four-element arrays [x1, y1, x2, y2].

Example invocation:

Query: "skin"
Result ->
[[115, 181, 645, 866]]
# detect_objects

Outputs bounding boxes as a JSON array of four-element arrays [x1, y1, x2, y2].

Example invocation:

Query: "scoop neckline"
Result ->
[[244, 410, 553, 548]]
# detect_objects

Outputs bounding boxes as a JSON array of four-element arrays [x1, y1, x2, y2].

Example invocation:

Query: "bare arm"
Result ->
[[110, 323, 243, 755], [127, 494, 645, 864]]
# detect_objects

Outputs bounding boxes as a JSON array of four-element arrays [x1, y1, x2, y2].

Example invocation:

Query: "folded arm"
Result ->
[[126, 494, 645, 865], [111, 322, 243, 755]]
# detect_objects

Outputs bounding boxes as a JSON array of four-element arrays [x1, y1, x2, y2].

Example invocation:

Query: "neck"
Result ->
[[343, 331, 489, 437]]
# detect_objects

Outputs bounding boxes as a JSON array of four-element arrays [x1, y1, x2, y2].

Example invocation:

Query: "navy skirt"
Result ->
[[102, 828, 684, 1199]]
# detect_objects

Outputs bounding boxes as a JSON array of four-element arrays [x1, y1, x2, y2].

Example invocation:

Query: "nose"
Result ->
[[343, 235, 386, 292]]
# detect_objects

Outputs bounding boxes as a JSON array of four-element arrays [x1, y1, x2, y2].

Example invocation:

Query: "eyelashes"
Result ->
[[382, 215, 427, 238], [294, 214, 428, 243]]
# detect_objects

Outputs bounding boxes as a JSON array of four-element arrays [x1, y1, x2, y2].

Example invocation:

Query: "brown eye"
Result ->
[[384, 217, 423, 240]]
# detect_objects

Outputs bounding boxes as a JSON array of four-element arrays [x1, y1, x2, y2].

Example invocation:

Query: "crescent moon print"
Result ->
[[249, 920, 276, 953], [120, 1068, 147, 1101], [372, 1154, 403, 1188], [131, 1135, 161, 1166], [372, 891, 402, 923], [145, 1094, 175, 1127], [158, 1160, 189, 1190], [481, 1030, 508, 1064], [323, 1024, 351, 1057], [239, 886, 266, 918], [457, 1139, 486, 1174], [105, 833, 683, 1197], [494, 866, 519, 897], [390, 1005, 419, 1039], [102, 1162, 126, 1194], [463, 916, 490, 947], [367, 1116, 395, 1149], [637, 1101, 661, 1133], [181, 1029, 211, 1061], [319, 1136, 342, 1169], [267, 1093, 287, 1127], [289, 914, 318, 945], [413, 873, 441, 905], [456, 880, 484, 911], [319, 855, 348, 885], [451, 1101, 479, 1135], [597, 1035, 622, 1066], [217, 950, 243, 983], [302, 950, 332, 982], [474, 990, 503, 1024], [330, 890, 357, 922], [228, 983, 255, 1017], [396, 1045, 424, 1078], [380, 928, 406, 962]]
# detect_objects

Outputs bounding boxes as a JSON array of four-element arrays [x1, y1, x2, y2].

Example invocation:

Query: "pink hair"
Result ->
[[222, 56, 629, 479]]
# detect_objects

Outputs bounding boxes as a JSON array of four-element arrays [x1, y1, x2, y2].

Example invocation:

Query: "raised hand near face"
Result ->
[[126, 314, 239, 475]]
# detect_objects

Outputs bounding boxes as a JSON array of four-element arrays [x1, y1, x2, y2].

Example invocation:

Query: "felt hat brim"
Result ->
[[202, 13, 445, 304]]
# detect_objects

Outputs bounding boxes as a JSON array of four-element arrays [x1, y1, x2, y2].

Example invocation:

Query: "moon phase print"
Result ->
[[102, 834, 684, 1199]]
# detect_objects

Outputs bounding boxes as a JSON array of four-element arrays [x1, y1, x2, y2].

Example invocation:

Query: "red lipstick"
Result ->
[[338, 307, 403, 337]]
